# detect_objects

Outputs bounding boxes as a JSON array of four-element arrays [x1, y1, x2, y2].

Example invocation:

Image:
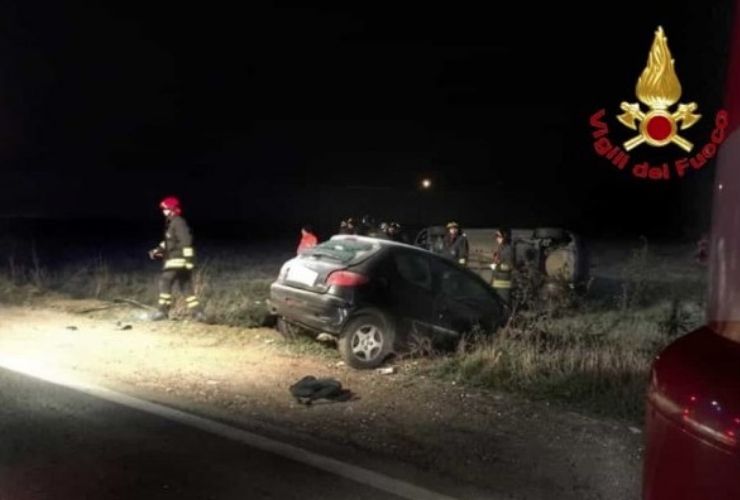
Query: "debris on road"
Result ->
[[316, 333, 336, 344], [289, 375, 353, 405]]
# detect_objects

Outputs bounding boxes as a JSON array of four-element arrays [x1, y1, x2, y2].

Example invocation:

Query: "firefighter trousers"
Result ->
[[158, 269, 201, 313], [492, 271, 512, 305]]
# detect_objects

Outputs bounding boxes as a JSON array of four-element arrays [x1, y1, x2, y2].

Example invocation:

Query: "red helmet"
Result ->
[[159, 196, 182, 215]]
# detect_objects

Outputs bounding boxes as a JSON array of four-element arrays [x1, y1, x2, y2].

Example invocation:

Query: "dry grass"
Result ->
[[430, 240, 707, 422], [432, 312, 662, 420], [0, 245, 292, 327]]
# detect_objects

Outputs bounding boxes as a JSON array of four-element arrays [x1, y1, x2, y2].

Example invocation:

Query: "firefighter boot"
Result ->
[[149, 305, 169, 321], [189, 303, 208, 323], [151, 292, 173, 320], [185, 295, 207, 323]]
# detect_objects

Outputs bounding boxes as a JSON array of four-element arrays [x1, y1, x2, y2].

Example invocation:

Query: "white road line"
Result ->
[[0, 356, 459, 500]]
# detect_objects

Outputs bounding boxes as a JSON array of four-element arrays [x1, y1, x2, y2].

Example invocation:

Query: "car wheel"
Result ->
[[414, 228, 429, 248], [545, 247, 576, 281], [533, 227, 566, 240], [339, 310, 395, 369]]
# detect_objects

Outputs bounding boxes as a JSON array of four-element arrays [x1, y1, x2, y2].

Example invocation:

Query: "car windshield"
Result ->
[[302, 239, 377, 264]]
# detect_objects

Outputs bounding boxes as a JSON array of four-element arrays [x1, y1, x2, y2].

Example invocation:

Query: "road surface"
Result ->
[[0, 367, 424, 500]]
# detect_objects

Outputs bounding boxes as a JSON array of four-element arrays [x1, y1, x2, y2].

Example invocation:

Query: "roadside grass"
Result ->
[[275, 334, 338, 360], [0, 238, 707, 422], [0, 245, 291, 328], [430, 309, 665, 421], [429, 240, 707, 422]]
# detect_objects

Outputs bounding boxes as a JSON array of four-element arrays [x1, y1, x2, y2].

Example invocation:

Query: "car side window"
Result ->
[[394, 252, 433, 291], [436, 261, 492, 301]]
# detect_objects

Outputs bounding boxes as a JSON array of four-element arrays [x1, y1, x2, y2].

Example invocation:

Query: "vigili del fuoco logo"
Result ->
[[589, 26, 728, 181]]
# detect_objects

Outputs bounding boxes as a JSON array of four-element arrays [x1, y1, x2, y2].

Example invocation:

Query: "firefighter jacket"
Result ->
[[444, 233, 470, 266], [491, 243, 513, 289], [297, 232, 318, 254], [156, 216, 196, 270]]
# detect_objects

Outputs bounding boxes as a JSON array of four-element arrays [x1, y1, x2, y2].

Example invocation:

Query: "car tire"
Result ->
[[545, 247, 576, 281], [414, 228, 429, 248], [338, 310, 395, 369]]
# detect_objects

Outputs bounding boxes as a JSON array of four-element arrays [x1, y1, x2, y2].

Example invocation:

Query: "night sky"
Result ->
[[0, 1, 735, 238]]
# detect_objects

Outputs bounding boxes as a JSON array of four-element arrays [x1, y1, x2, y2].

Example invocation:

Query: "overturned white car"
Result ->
[[414, 226, 589, 295]]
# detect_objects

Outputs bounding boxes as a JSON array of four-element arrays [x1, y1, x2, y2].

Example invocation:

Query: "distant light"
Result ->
[[421, 178, 432, 189], [719, 184, 724, 191]]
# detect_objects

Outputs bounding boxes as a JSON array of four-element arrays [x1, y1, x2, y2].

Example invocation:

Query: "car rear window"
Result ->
[[302, 239, 378, 264]]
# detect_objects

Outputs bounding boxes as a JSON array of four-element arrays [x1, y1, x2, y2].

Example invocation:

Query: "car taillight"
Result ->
[[326, 271, 369, 287]]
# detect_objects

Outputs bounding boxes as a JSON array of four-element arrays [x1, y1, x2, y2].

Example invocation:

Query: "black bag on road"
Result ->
[[289, 376, 353, 405]]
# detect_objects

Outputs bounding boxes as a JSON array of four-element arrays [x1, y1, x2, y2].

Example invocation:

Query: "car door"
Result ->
[[384, 249, 438, 339], [431, 257, 504, 337]]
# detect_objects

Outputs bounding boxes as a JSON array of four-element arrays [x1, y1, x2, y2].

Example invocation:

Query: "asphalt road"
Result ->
[[0, 367, 409, 500]]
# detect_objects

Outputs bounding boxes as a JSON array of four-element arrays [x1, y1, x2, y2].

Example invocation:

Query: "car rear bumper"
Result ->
[[268, 282, 351, 334]]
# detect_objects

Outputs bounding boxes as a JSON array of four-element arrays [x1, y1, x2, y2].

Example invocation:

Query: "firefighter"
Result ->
[[490, 228, 514, 304], [360, 214, 377, 236], [297, 224, 318, 254], [443, 221, 469, 266], [388, 222, 404, 242], [376, 222, 392, 239], [148, 196, 205, 321], [344, 217, 358, 235]]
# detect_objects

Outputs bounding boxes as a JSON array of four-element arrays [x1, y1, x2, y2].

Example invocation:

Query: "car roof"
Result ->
[[330, 234, 496, 292], [329, 234, 433, 254]]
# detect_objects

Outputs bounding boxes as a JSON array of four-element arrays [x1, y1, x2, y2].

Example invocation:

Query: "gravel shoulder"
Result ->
[[0, 301, 643, 499]]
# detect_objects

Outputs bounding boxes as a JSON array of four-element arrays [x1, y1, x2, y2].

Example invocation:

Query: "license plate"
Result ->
[[286, 265, 318, 286]]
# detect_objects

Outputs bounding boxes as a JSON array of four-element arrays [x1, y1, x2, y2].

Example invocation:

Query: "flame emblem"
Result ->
[[617, 27, 701, 152]]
